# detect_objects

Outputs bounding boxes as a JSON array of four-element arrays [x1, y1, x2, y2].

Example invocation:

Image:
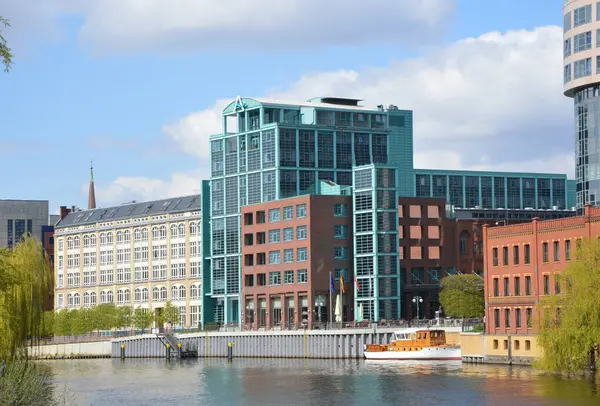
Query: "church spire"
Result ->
[[88, 161, 96, 210]]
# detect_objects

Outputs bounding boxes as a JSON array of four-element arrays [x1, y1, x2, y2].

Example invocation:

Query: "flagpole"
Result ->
[[329, 271, 333, 326]]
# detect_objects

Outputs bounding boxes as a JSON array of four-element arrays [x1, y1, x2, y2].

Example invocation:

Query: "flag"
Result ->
[[340, 274, 346, 294], [330, 272, 335, 293], [355, 277, 360, 292]]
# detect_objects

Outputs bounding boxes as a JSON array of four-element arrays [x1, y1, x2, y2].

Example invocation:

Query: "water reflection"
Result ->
[[45, 359, 600, 406]]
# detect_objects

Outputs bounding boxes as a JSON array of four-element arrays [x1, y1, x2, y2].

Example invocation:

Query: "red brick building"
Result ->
[[399, 197, 485, 319], [241, 194, 353, 329], [483, 205, 600, 335]]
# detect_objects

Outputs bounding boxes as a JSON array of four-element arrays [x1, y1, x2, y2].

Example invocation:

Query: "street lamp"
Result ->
[[495, 220, 507, 226], [412, 296, 423, 320], [315, 296, 325, 323]]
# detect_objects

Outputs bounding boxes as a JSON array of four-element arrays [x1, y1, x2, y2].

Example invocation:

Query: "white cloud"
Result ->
[[94, 168, 206, 206], [74, 0, 455, 52], [99, 25, 575, 203]]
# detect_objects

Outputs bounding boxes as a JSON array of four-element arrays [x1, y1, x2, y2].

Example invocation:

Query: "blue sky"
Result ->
[[0, 0, 571, 213]]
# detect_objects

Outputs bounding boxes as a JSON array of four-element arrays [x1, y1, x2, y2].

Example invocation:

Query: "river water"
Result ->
[[46, 359, 600, 406]]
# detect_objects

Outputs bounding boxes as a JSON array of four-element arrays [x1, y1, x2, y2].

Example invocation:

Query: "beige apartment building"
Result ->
[[54, 195, 203, 328]]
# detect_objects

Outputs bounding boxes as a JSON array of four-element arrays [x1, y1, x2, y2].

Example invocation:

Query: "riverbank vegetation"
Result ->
[[0, 237, 72, 404], [537, 238, 600, 373], [439, 274, 484, 319]]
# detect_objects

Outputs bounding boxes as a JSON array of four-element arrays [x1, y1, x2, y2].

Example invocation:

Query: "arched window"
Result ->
[[460, 231, 469, 254], [189, 222, 197, 237], [124, 230, 131, 243], [152, 287, 161, 301], [135, 287, 148, 302], [73, 293, 80, 306], [172, 285, 179, 300], [90, 234, 96, 247], [83, 235, 90, 248], [152, 227, 160, 240], [160, 225, 167, 239], [83, 292, 90, 306], [190, 283, 201, 300], [68, 293, 74, 307], [90, 292, 97, 305], [171, 224, 178, 239], [141, 228, 148, 241], [178, 223, 185, 237], [118, 289, 130, 304], [160, 286, 168, 301], [73, 236, 80, 249], [106, 232, 113, 245], [134, 229, 142, 242], [100, 232, 107, 246], [67, 237, 73, 249], [116, 231, 124, 244], [101, 290, 113, 303]]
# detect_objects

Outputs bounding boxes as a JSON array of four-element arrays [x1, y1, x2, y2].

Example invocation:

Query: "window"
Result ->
[[135, 287, 149, 303], [516, 308, 522, 329], [504, 277, 510, 296], [524, 244, 530, 264], [269, 208, 280, 222], [542, 242, 549, 263], [284, 270, 294, 284], [565, 11, 572, 32], [564, 38, 572, 57], [283, 227, 293, 242], [283, 206, 293, 220], [566, 240, 572, 260], [493, 278, 499, 297], [515, 277, 521, 296], [190, 284, 201, 300], [574, 31, 592, 53], [284, 249, 294, 263], [269, 251, 281, 264], [494, 309, 500, 328], [543, 275, 550, 295], [493, 248, 498, 266], [513, 246, 519, 265], [505, 309, 511, 328], [269, 271, 281, 285], [597, 56, 600, 74], [334, 225, 348, 239], [268, 229, 281, 243], [574, 58, 592, 79], [555, 274, 561, 294], [503, 247, 508, 266], [296, 226, 307, 240], [553, 241, 560, 261], [334, 203, 348, 217], [564, 64, 572, 84], [297, 248, 307, 262], [574, 4, 592, 27], [296, 204, 307, 218], [525, 276, 531, 295], [526, 309, 533, 328], [334, 247, 348, 260], [297, 269, 308, 283]]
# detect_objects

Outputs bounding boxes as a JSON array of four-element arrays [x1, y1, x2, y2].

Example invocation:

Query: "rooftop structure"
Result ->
[[0, 199, 50, 248]]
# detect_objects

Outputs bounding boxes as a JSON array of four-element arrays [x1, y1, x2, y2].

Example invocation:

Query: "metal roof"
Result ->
[[55, 195, 201, 228]]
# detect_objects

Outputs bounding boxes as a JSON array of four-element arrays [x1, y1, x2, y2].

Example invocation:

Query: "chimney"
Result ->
[[59, 206, 72, 220]]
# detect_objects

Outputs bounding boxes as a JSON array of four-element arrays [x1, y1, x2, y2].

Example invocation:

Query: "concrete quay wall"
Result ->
[[31, 327, 463, 360]]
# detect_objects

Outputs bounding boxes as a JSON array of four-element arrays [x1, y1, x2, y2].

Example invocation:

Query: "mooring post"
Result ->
[[178, 343, 182, 358], [166, 343, 171, 360], [120, 344, 125, 360], [227, 342, 233, 362]]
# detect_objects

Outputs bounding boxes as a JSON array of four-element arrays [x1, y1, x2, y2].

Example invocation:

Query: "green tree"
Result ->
[[537, 238, 600, 373], [90, 303, 118, 331], [439, 274, 484, 318], [157, 301, 180, 328], [116, 306, 133, 328], [132, 307, 154, 332], [0, 237, 52, 360], [1, 17, 13, 72]]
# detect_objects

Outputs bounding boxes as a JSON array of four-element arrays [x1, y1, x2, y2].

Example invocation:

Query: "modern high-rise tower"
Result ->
[[563, 1, 600, 211]]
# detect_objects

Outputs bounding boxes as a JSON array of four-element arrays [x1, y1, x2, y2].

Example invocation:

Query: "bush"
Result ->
[[0, 358, 74, 405]]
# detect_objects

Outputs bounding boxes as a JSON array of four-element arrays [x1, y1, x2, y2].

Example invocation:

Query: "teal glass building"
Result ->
[[208, 96, 575, 324]]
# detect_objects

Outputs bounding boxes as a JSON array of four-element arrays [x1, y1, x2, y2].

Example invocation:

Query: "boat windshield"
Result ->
[[394, 333, 416, 340]]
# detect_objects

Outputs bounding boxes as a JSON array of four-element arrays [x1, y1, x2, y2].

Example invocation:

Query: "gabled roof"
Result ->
[[55, 195, 201, 228]]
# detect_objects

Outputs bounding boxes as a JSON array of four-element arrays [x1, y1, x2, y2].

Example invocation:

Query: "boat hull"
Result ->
[[363, 345, 461, 361]]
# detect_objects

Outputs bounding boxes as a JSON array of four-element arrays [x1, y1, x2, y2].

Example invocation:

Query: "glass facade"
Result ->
[[353, 165, 400, 321], [413, 171, 571, 210], [574, 86, 600, 211]]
